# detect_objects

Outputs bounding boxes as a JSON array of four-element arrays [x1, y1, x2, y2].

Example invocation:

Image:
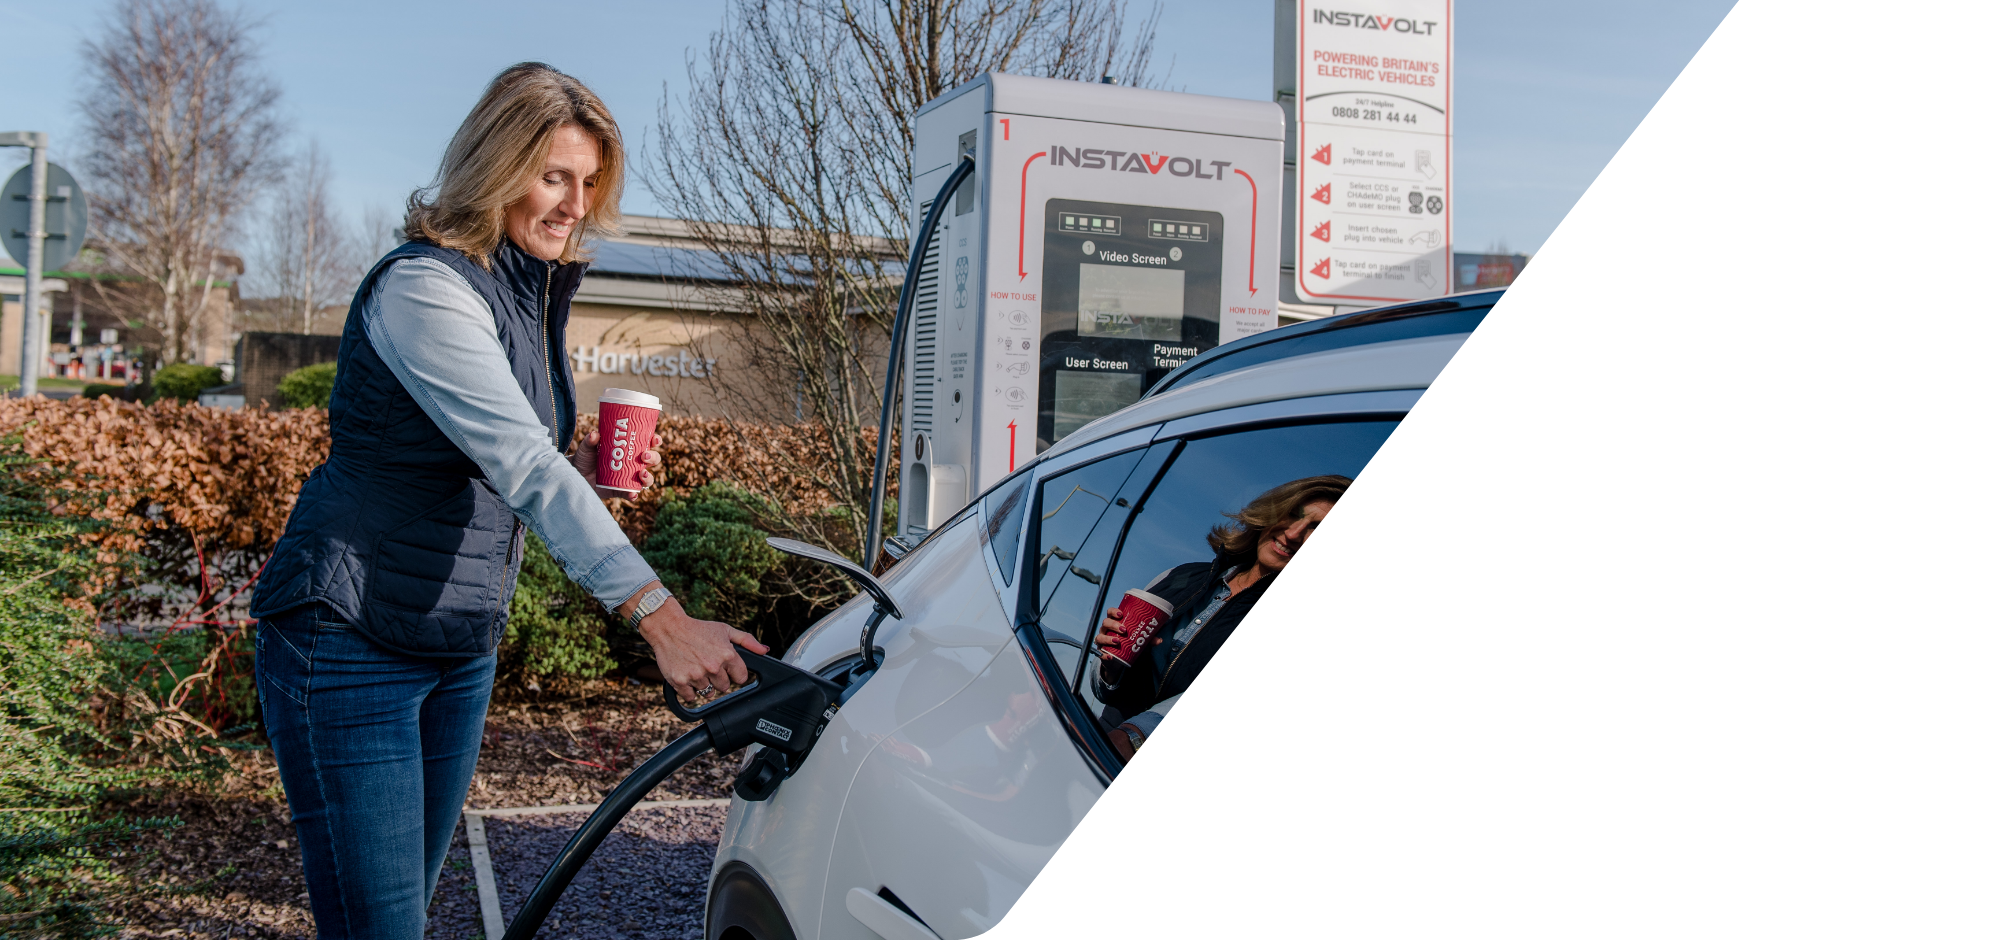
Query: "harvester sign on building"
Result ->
[[570, 346, 717, 379]]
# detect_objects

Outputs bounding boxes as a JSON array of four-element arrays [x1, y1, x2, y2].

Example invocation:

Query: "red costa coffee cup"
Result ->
[[1101, 587, 1175, 666], [595, 388, 662, 495]]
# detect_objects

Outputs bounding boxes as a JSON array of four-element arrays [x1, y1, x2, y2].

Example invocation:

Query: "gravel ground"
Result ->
[[463, 806, 730, 940]]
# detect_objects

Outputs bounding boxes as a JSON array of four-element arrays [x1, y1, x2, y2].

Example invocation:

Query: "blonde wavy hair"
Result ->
[[403, 62, 624, 268]]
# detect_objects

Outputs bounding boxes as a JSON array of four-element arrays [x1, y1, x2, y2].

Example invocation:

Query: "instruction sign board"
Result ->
[[1294, 1, 1453, 303]]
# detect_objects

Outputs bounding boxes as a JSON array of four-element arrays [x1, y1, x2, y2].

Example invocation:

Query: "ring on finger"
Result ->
[[698, 684, 715, 696]]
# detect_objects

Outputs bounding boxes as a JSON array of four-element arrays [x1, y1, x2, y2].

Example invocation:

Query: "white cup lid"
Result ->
[[599, 387, 661, 409], [1122, 587, 1175, 616]]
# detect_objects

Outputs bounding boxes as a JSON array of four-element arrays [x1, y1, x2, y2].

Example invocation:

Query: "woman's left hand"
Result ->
[[573, 429, 664, 497]]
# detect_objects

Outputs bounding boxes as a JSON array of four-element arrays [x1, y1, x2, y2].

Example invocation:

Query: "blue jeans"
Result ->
[[255, 603, 496, 939]]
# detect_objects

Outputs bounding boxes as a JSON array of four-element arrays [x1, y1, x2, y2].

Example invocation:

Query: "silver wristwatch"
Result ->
[[624, 588, 669, 628]]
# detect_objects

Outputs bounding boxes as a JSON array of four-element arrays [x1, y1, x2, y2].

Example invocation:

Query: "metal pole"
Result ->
[[17, 134, 48, 397], [37, 308, 50, 382]]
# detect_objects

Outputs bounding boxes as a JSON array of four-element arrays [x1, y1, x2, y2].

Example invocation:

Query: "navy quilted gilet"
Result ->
[[250, 239, 583, 656]]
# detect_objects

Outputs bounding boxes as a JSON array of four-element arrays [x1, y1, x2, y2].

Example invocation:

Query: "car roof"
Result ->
[[1035, 288, 1992, 460]]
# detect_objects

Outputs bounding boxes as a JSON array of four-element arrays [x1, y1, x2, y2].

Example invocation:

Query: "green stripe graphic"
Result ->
[[1115, 800, 1992, 924]]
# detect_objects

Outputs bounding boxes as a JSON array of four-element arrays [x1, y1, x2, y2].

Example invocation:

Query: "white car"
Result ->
[[701, 288, 1992, 940]]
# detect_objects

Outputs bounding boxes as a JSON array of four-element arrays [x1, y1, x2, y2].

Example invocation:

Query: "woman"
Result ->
[[1091, 477, 1386, 776], [249, 63, 763, 938]]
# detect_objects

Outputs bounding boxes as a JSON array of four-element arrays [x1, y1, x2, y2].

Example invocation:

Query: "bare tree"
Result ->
[[250, 142, 353, 334], [649, 3, 896, 554], [359, 203, 403, 265], [830, 0, 1160, 237], [646, 0, 1158, 556], [77, 0, 285, 364]]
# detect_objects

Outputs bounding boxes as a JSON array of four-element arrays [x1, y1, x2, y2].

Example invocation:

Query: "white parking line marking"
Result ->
[[464, 813, 505, 940]]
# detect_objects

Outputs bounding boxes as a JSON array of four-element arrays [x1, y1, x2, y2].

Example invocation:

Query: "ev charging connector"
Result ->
[[501, 539, 904, 939], [503, 647, 842, 939], [666, 646, 845, 801]]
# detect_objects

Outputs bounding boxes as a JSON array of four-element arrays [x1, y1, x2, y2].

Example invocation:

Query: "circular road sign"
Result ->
[[3, 161, 89, 272]]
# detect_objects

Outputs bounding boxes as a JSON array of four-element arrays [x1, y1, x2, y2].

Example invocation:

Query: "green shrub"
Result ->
[[95, 622, 260, 744], [81, 383, 121, 400], [0, 440, 181, 937], [277, 362, 337, 409], [148, 363, 224, 403], [502, 532, 617, 683], [501, 484, 785, 685], [640, 482, 784, 628]]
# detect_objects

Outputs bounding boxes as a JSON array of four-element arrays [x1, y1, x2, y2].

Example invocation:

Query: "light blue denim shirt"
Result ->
[[363, 257, 663, 611]]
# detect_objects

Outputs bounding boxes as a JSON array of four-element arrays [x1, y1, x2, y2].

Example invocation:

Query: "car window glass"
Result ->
[[1028, 448, 1155, 676], [1034, 449, 1145, 613], [1083, 422, 1992, 796], [980, 469, 1033, 585]]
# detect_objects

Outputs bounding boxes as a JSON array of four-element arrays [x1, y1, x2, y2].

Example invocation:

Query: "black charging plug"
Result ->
[[664, 646, 844, 801]]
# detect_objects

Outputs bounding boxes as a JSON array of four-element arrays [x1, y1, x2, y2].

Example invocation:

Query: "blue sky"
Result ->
[[0, 0, 1733, 263]]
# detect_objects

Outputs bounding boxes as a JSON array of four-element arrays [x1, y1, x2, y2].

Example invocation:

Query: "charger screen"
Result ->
[[1076, 264, 1184, 341], [1052, 370, 1143, 440]]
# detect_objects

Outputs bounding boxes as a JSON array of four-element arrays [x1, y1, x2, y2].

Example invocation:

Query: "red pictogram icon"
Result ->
[[1311, 143, 1332, 166], [1006, 421, 1018, 471], [1310, 221, 1332, 243], [1311, 183, 1332, 205], [1310, 257, 1334, 280]]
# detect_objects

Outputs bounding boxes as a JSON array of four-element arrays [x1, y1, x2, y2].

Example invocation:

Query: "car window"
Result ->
[[1028, 448, 1155, 675], [980, 469, 1033, 585], [1034, 449, 1145, 609], [1083, 422, 1992, 796]]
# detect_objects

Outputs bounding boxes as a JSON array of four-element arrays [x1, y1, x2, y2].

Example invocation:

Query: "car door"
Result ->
[[815, 446, 1151, 939], [719, 511, 1011, 939]]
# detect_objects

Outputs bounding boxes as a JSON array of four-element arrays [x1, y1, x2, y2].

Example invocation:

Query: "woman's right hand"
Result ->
[[1094, 607, 1128, 653], [633, 594, 768, 703]]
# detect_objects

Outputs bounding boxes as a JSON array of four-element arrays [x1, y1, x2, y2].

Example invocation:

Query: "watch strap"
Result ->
[[624, 587, 669, 628]]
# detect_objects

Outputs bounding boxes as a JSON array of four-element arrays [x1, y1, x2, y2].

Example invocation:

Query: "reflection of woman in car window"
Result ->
[[1092, 474, 1351, 759]]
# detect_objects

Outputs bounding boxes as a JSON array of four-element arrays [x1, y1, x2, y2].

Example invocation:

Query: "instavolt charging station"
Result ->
[[894, 74, 1285, 541]]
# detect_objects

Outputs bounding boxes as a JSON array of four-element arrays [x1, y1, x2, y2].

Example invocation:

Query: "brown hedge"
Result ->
[[0, 397, 331, 566], [0, 399, 875, 612], [585, 412, 882, 548]]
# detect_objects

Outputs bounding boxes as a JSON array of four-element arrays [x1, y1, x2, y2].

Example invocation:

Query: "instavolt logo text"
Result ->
[[1314, 9, 1440, 34], [1049, 146, 1233, 181]]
